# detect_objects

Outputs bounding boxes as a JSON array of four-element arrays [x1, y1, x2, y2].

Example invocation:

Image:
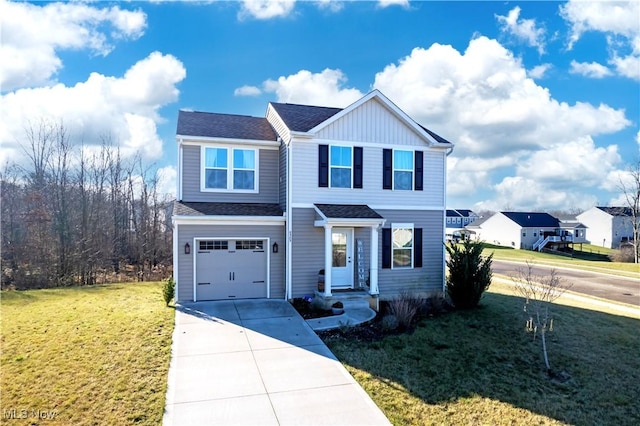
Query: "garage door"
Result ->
[[195, 239, 267, 301]]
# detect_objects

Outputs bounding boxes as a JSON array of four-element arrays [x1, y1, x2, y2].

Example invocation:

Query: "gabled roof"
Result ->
[[596, 206, 633, 217], [454, 209, 475, 217], [501, 212, 559, 228], [271, 90, 453, 147], [174, 201, 283, 217], [268, 103, 342, 132], [177, 110, 278, 141]]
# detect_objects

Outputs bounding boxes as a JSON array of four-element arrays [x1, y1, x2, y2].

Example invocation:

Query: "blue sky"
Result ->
[[1, 0, 638, 212]]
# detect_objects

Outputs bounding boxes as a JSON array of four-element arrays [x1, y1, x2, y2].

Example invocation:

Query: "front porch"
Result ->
[[313, 204, 386, 300]]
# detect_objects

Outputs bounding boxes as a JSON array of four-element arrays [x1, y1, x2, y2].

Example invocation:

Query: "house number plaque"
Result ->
[[356, 239, 365, 288]]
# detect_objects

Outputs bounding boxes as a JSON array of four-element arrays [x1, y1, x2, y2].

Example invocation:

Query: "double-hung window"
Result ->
[[393, 150, 413, 190], [392, 224, 414, 268], [330, 145, 352, 188], [203, 147, 257, 191]]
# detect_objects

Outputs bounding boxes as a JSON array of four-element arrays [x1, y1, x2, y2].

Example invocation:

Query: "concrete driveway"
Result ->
[[163, 299, 390, 425]]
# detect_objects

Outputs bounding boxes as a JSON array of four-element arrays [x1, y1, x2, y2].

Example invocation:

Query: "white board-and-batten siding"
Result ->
[[316, 97, 426, 145], [290, 140, 445, 207], [180, 144, 279, 203]]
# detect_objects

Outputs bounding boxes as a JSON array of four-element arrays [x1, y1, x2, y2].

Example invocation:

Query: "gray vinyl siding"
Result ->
[[175, 223, 285, 302], [290, 208, 326, 298], [279, 142, 287, 210], [378, 209, 445, 298], [181, 144, 279, 203], [289, 207, 445, 299]]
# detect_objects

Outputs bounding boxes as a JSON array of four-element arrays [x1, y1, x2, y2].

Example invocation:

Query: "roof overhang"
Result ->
[[177, 134, 280, 148], [172, 215, 285, 226], [312, 204, 386, 228]]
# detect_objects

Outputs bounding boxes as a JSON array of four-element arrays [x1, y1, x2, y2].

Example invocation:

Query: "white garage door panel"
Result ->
[[195, 239, 267, 301]]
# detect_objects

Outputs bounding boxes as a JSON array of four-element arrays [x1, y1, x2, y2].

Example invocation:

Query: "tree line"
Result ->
[[1, 120, 173, 289]]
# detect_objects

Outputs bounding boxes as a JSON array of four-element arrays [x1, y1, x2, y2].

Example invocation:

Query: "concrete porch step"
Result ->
[[312, 290, 375, 310]]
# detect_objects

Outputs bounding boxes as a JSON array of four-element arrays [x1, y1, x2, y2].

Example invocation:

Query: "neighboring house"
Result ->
[[446, 209, 478, 241], [577, 207, 636, 249], [471, 212, 579, 251], [172, 90, 454, 304]]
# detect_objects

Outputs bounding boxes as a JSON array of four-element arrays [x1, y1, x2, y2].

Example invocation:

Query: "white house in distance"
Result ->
[[171, 90, 454, 305], [469, 211, 588, 251], [577, 207, 635, 248]]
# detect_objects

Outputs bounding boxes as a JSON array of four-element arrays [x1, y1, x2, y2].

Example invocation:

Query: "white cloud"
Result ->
[[0, 52, 186, 166], [373, 36, 630, 159], [0, 0, 146, 91], [377, 0, 410, 9], [560, 0, 639, 80], [528, 63, 552, 79], [262, 68, 363, 107], [496, 6, 546, 54], [234, 85, 262, 96], [156, 165, 177, 198], [316, 0, 344, 13], [238, 0, 296, 20], [569, 60, 613, 78]]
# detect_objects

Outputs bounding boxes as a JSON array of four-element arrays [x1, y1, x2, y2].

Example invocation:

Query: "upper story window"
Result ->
[[393, 150, 414, 190], [383, 149, 423, 191], [330, 146, 352, 188], [203, 146, 257, 192], [318, 144, 363, 189]]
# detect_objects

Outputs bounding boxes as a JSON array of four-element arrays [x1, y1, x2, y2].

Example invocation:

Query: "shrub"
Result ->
[[387, 292, 421, 329], [445, 239, 493, 309], [162, 277, 175, 306], [609, 244, 636, 263]]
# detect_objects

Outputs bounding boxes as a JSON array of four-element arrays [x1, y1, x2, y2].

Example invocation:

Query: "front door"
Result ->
[[331, 228, 353, 289]]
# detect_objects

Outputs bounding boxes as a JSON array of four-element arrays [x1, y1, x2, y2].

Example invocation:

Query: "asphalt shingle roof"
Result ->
[[315, 204, 383, 219], [269, 102, 342, 132], [446, 209, 462, 217], [174, 201, 283, 217], [177, 110, 278, 141], [502, 212, 559, 228], [597, 206, 633, 216]]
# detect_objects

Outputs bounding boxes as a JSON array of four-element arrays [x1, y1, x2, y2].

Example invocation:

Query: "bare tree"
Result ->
[[618, 159, 640, 263], [511, 262, 572, 373]]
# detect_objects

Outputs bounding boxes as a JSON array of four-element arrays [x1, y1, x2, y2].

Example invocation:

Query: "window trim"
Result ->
[[329, 144, 353, 189], [391, 223, 414, 269], [201, 145, 259, 193], [393, 149, 414, 191]]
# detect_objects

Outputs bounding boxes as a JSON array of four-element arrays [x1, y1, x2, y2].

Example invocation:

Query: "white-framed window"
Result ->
[[393, 150, 413, 190], [330, 145, 352, 188], [202, 146, 257, 192], [392, 223, 414, 269]]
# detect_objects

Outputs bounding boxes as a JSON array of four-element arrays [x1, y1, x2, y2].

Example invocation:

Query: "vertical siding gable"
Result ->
[[315, 98, 428, 146]]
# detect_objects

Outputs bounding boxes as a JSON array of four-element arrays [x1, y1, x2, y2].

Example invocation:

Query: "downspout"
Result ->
[[177, 138, 183, 200], [285, 139, 293, 300]]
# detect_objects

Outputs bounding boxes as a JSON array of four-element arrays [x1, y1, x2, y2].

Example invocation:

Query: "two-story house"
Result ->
[[171, 90, 453, 304], [577, 206, 636, 248], [473, 211, 587, 251]]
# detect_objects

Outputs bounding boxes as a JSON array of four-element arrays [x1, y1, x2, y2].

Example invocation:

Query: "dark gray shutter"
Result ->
[[414, 151, 423, 191], [382, 228, 391, 269], [318, 144, 328, 187], [353, 147, 363, 189], [383, 149, 392, 190], [413, 228, 423, 267]]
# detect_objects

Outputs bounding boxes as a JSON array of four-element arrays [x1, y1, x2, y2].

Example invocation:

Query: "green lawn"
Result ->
[[481, 243, 640, 277], [0, 282, 174, 425], [324, 289, 640, 425]]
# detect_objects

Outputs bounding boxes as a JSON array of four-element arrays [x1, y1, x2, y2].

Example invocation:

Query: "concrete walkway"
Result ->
[[163, 299, 390, 425]]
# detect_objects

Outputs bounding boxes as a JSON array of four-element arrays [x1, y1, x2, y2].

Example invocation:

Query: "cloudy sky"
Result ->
[[1, 0, 638, 211]]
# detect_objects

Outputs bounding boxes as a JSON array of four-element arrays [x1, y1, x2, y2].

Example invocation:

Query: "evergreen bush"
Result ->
[[163, 277, 175, 306], [445, 240, 493, 309]]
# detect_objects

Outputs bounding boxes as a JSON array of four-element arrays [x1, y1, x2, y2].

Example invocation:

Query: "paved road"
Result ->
[[491, 259, 640, 307]]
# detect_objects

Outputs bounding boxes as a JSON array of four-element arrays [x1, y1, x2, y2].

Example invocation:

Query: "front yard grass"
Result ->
[[324, 289, 640, 425], [482, 243, 639, 277], [0, 282, 174, 425]]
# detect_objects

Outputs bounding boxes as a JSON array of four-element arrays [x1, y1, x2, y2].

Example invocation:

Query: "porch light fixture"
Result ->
[[184, 243, 190, 255], [272, 242, 278, 253]]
